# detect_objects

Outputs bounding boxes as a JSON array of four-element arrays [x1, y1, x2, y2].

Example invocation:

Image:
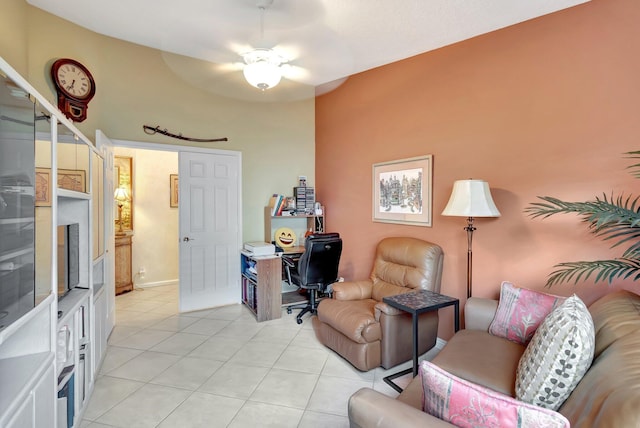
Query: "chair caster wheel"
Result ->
[[296, 318, 303, 325], [287, 307, 292, 314]]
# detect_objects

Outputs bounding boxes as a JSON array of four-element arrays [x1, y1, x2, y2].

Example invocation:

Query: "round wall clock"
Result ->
[[51, 58, 96, 122]]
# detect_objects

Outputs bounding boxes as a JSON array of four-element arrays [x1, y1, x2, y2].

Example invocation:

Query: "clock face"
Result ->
[[54, 60, 94, 99], [51, 59, 95, 100]]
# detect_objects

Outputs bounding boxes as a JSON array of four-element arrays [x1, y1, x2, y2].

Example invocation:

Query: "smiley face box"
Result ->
[[274, 227, 297, 248]]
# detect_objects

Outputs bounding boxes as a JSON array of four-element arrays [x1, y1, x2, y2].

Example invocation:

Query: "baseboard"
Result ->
[[136, 279, 178, 289]]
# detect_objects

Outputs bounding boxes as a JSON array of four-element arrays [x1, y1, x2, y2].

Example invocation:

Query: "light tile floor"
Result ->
[[81, 284, 440, 428]]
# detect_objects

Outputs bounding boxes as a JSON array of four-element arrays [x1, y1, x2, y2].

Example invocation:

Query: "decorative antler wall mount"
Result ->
[[143, 125, 228, 143]]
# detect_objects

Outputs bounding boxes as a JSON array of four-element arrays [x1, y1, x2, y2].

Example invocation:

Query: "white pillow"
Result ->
[[516, 294, 595, 410]]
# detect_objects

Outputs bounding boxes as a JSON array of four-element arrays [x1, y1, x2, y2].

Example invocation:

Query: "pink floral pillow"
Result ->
[[420, 361, 570, 428], [488, 281, 565, 344]]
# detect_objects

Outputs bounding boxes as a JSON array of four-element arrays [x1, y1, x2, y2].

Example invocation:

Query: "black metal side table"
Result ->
[[382, 289, 459, 393]]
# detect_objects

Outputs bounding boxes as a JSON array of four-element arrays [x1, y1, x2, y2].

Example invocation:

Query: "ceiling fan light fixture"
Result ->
[[243, 48, 284, 90]]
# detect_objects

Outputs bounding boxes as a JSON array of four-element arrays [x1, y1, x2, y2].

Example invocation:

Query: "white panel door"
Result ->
[[179, 151, 241, 312], [96, 130, 115, 335]]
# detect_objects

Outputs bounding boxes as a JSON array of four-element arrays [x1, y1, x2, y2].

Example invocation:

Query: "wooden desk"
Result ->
[[283, 246, 305, 255]]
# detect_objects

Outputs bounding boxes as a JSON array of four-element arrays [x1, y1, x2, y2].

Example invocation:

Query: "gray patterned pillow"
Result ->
[[515, 294, 595, 411]]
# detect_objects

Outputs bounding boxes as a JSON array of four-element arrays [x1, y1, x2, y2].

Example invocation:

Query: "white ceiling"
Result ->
[[28, 0, 589, 102]]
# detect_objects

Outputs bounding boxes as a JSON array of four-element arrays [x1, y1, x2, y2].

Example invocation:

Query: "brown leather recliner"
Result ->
[[312, 237, 444, 371]]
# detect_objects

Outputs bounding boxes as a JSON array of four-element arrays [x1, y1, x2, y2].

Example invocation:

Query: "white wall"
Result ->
[[114, 147, 178, 287]]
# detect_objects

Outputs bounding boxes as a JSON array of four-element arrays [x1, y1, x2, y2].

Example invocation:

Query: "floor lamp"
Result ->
[[442, 179, 500, 299]]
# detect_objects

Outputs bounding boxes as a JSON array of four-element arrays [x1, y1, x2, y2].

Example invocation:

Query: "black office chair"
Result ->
[[282, 233, 342, 324]]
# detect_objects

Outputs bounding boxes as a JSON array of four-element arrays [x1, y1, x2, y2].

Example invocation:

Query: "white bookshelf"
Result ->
[[0, 56, 111, 428]]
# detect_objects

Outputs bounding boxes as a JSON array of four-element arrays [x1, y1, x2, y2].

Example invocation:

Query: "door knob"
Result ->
[[183, 237, 195, 242]]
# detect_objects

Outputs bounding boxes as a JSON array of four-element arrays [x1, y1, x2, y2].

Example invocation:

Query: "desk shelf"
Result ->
[[240, 253, 282, 322], [264, 207, 324, 245]]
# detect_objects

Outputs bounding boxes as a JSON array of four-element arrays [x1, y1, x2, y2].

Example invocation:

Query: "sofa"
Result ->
[[312, 237, 444, 371], [348, 289, 640, 427]]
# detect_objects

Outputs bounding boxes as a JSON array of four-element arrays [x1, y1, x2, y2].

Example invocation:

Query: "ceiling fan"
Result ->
[[161, 0, 352, 102], [240, 0, 291, 90], [230, 0, 353, 93]]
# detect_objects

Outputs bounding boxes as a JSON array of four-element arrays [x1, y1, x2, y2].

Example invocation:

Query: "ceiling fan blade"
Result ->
[[157, 1, 353, 99], [280, 64, 309, 81], [160, 51, 316, 102], [269, 24, 354, 86]]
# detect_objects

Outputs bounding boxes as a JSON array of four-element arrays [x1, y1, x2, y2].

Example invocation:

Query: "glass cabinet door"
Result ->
[[0, 71, 36, 331]]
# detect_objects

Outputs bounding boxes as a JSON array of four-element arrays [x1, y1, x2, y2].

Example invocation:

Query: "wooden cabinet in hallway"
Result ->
[[115, 231, 133, 295]]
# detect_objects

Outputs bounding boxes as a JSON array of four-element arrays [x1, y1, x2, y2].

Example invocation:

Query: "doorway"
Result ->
[[112, 139, 242, 313]]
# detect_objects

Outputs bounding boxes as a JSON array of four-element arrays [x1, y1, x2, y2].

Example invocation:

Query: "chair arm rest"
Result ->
[[465, 297, 499, 331], [281, 255, 298, 268], [374, 301, 405, 317], [281, 255, 299, 286], [348, 388, 454, 428], [332, 280, 373, 301]]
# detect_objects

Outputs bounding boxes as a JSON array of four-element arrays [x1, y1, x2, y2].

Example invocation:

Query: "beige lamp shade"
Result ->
[[114, 187, 130, 202], [442, 179, 500, 217]]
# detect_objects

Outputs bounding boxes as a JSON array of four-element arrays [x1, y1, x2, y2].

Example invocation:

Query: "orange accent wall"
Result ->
[[316, 0, 640, 339]]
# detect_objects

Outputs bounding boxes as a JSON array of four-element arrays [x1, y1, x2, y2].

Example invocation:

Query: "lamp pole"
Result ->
[[117, 203, 124, 232], [464, 217, 476, 299], [442, 179, 500, 301]]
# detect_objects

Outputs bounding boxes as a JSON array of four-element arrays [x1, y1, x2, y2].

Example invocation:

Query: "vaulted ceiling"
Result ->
[[28, 0, 590, 101]]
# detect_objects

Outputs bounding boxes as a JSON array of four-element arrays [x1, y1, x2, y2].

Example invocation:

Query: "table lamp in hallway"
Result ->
[[114, 186, 130, 233]]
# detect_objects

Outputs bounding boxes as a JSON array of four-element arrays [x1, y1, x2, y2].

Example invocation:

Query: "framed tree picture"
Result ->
[[372, 155, 433, 227]]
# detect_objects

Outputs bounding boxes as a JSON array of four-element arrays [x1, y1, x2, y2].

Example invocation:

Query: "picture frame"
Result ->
[[58, 168, 86, 193], [170, 174, 179, 208], [35, 167, 51, 207], [372, 155, 433, 227]]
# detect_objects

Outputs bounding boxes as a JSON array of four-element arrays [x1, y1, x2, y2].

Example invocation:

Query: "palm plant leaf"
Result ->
[[625, 150, 640, 179], [546, 259, 640, 287], [526, 151, 640, 286], [526, 194, 640, 254]]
